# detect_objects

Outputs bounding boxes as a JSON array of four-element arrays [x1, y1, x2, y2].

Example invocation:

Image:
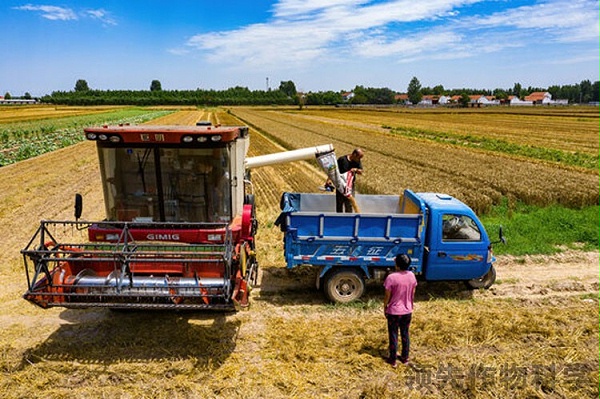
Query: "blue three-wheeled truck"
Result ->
[[277, 189, 504, 303]]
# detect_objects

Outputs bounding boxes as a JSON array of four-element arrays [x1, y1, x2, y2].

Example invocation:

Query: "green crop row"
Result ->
[[0, 109, 173, 166]]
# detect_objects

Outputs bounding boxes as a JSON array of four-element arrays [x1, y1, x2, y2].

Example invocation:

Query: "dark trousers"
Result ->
[[336, 190, 352, 213], [386, 313, 412, 362]]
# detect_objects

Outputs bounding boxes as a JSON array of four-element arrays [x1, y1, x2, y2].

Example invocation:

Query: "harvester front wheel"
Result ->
[[325, 269, 365, 303], [466, 265, 496, 289]]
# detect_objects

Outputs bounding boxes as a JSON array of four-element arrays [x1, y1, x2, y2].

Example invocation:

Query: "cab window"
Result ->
[[442, 214, 481, 241]]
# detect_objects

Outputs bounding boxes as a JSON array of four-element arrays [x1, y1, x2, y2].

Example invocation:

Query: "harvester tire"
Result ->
[[324, 269, 365, 303], [465, 265, 496, 289]]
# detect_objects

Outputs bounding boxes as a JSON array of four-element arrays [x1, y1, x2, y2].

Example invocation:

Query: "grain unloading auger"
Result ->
[[22, 124, 333, 311]]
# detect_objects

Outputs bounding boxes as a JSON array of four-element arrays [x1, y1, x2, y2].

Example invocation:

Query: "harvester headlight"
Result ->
[[109, 135, 121, 143], [86, 133, 97, 140], [197, 136, 208, 143], [211, 135, 222, 142], [98, 134, 108, 141], [182, 135, 194, 143]]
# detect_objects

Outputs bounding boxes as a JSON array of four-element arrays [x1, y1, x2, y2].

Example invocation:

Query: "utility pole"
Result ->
[[266, 77, 270, 91]]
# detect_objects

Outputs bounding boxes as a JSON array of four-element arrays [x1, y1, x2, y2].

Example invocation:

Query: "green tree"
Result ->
[[511, 82, 522, 98], [493, 88, 508, 101], [591, 81, 599, 102], [407, 76, 422, 105], [322, 91, 343, 104], [547, 85, 561, 101], [23, 92, 32, 99], [432, 84, 445, 95], [278, 80, 297, 98], [3, 92, 11, 100], [350, 86, 368, 104], [150, 80, 162, 91], [459, 92, 470, 107], [579, 79, 592, 103], [370, 87, 395, 104], [74, 79, 90, 92]]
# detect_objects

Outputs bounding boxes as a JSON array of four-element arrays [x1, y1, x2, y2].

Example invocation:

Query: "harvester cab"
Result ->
[[21, 123, 332, 311]]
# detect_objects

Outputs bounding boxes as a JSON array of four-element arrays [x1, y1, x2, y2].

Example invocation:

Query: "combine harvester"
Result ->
[[21, 124, 332, 311]]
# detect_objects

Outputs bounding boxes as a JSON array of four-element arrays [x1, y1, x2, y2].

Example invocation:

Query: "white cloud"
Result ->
[[85, 9, 117, 26], [353, 30, 464, 58], [182, 0, 598, 72], [14, 4, 77, 21], [185, 0, 478, 67], [469, 0, 599, 42], [271, 0, 369, 19], [14, 4, 117, 26], [168, 47, 191, 56]]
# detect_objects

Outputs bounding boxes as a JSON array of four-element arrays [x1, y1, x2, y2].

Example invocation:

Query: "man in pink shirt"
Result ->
[[383, 253, 418, 367]]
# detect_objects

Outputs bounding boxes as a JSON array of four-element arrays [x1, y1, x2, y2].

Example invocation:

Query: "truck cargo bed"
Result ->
[[277, 191, 427, 277]]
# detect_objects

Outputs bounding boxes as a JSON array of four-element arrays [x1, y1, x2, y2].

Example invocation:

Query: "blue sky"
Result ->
[[2, 0, 599, 97]]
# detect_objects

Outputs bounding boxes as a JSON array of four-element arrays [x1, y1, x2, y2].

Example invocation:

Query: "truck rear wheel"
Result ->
[[325, 269, 365, 303], [466, 265, 496, 289]]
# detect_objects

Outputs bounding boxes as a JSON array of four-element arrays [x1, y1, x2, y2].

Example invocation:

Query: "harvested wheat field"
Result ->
[[0, 106, 598, 399]]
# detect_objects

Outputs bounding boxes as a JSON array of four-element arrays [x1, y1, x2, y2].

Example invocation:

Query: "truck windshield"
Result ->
[[97, 145, 231, 223], [442, 214, 482, 241]]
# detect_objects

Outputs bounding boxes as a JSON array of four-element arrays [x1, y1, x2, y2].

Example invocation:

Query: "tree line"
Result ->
[[41, 80, 296, 106], [9, 77, 599, 106]]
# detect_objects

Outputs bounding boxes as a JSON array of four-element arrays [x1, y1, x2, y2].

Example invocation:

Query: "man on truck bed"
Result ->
[[335, 148, 364, 213], [383, 253, 417, 368]]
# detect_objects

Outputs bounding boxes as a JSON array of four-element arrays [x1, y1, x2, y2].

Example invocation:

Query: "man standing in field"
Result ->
[[383, 253, 417, 367], [335, 148, 364, 213]]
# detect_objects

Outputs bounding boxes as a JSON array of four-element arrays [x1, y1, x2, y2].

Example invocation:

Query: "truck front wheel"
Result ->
[[325, 269, 365, 303], [466, 265, 496, 289]]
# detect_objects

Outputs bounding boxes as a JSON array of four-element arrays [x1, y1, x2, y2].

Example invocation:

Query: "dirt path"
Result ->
[[478, 250, 599, 301]]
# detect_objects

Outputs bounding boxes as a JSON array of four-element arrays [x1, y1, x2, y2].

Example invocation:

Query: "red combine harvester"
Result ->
[[21, 124, 332, 311]]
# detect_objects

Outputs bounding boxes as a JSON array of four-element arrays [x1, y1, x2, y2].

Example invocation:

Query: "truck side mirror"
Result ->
[[74, 194, 83, 220], [498, 226, 506, 244], [490, 226, 506, 245]]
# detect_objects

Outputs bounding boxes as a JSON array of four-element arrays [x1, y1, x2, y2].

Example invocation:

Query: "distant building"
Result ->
[[521, 92, 568, 105], [418, 95, 440, 106], [467, 95, 499, 106], [438, 95, 451, 105], [508, 95, 533, 106], [394, 94, 410, 104], [450, 95, 462, 103], [341, 92, 354, 102], [0, 98, 38, 105], [524, 92, 552, 104]]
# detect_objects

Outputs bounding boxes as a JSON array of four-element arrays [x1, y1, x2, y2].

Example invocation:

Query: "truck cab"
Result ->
[[420, 193, 495, 287]]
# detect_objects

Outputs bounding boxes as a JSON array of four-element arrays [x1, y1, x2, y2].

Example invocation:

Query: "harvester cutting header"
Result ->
[[22, 124, 333, 311]]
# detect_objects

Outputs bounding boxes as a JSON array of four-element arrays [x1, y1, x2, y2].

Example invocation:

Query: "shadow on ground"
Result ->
[[256, 266, 474, 307], [22, 309, 240, 369]]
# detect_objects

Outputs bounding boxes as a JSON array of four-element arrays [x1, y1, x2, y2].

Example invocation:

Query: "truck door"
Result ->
[[425, 213, 490, 281]]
